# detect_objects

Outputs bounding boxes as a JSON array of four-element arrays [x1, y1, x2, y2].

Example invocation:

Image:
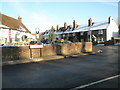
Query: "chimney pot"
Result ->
[[108, 16, 112, 24], [57, 25, 60, 30], [64, 22, 67, 29], [18, 16, 22, 22], [73, 20, 77, 29], [88, 17, 92, 26], [51, 26, 55, 31]]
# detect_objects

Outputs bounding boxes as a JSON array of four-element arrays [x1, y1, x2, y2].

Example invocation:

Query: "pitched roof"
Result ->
[[44, 20, 110, 35], [71, 20, 109, 33], [55, 20, 109, 34], [0, 13, 31, 33]]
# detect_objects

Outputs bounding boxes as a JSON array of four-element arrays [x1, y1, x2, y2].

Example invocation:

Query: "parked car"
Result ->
[[0, 43, 5, 46], [63, 41, 72, 44], [30, 41, 43, 45]]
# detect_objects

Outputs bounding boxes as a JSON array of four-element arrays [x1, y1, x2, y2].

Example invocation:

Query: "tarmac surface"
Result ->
[[2, 45, 119, 89]]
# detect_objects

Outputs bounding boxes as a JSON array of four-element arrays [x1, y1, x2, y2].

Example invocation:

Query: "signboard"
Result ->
[[30, 45, 43, 48]]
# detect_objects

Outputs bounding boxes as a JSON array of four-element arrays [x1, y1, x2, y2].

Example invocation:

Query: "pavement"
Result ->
[[2, 55, 64, 66], [2, 45, 119, 88]]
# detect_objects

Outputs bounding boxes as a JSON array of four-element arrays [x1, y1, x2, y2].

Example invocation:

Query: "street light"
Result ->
[[35, 27, 40, 34], [35, 27, 40, 40]]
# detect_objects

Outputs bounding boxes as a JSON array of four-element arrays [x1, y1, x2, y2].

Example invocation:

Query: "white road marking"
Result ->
[[70, 74, 120, 90]]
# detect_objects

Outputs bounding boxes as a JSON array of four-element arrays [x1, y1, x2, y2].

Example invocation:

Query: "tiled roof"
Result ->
[[0, 13, 31, 33], [32, 33, 37, 36]]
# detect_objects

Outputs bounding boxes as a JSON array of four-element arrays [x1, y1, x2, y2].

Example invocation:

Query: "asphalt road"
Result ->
[[2, 45, 119, 89]]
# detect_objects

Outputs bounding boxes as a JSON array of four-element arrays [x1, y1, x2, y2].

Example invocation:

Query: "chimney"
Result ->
[[18, 16, 22, 22], [51, 26, 55, 31], [56, 25, 60, 30], [108, 16, 112, 24], [73, 20, 77, 29], [88, 17, 92, 26], [64, 22, 67, 29]]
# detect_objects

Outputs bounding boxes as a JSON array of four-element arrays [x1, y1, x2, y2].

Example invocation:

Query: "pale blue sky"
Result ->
[[0, 1, 118, 33]]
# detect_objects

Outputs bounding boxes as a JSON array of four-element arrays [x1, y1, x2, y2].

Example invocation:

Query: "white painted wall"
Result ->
[[0, 27, 34, 44], [107, 17, 119, 40], [0, 28, 9, 44], [0, 28, 9, 38]]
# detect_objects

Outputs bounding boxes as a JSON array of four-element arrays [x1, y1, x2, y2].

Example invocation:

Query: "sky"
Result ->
[[0, 0, 119, 33]]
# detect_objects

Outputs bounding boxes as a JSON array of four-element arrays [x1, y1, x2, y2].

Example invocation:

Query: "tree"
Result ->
[[37, 34, 44, 41], [48, 30, 56, 43]]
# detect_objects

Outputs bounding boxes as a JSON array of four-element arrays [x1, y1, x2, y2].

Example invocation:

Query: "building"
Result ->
[[0, 13, 33, 45], [43, 16, 119, 44]]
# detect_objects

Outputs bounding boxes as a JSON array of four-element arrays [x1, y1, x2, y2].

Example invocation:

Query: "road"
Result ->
[[2, 45, 119, 89]]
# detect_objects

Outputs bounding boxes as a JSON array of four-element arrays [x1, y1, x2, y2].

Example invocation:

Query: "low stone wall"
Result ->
[[1, 42, 92, 61], [56, 42, 83, 55]]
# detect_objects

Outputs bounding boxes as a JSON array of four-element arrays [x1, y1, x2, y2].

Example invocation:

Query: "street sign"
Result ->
[[30, 45, 43, 48]]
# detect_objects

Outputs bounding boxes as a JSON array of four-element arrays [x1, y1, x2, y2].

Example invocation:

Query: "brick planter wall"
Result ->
[[1, 46, 30, 61], [42, 44, 57, 57], [56, 42, 83, 55], [82, 42, 93, 52], [1, 42, 92, 61]]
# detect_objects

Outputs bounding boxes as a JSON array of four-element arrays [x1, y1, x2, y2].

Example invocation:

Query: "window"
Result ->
[[67, 33, 69, 37], [98, 37, 103, 41], [80, 32, 84, 36], [101, 38, 103, 41], [81, 39, 84, 42], [100, 37, 103, 41], [73, 33, 75, 36], [98, 30, 103, 34], [88, 39, 90, 42]]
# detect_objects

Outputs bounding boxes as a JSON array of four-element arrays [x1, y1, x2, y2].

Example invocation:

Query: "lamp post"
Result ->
[[35, 27, 40, 34], [88, 27, 92, 42], [35, 27, 40, 40], [35, 27, 43, 57], [90, 30, 92, 42]]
